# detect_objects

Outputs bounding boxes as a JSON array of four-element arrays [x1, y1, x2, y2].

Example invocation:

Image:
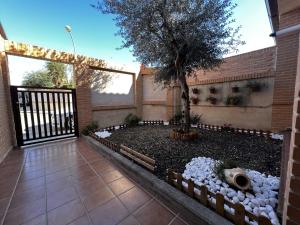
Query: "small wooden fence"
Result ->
[[167, 170, 272, 225], [90, 131, 156, 172], [120, 144, 156, 171]]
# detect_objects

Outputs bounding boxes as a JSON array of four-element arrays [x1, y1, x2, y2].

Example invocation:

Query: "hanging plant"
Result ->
[[192, 88, 200, 94], [191, 97, 200, 105], [206, 96, 217, 105], [226, 96, 243, 106], [246, 81, 265, 92], [209, 86, 217, 94], [232, 86, 239, 93]]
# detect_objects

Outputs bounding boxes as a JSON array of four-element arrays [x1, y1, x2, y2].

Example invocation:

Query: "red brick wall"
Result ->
[[271, 8, 300, 132], [188, 47, 276, 84], [280, 7, 300, 225]]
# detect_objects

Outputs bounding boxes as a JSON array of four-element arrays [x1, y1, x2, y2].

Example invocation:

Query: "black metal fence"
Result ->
[[10, 86, 79, 146]]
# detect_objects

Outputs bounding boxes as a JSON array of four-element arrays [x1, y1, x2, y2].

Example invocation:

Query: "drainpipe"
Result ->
[[270, 24, 300, 37]]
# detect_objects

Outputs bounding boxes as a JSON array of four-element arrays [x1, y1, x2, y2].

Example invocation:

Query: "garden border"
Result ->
[[83, 135, 233, 225], [167, 170, 273, 225]]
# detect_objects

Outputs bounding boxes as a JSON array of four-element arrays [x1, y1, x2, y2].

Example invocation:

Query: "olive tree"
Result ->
[[93, 0, 243, 130]]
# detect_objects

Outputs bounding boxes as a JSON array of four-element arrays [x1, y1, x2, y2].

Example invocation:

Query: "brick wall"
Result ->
[[282, 41, 300, 225], [187, 46, 276, 85], [0, 52, 14, 161], [271, 8, 300, 132], [139, 47, 276, 127]]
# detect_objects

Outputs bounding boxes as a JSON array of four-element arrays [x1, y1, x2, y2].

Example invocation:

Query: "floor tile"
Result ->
[[9, 185, 46, 210], [134, 200, 175, 225], [109, 177, 135, 195], [89, 198, 129, 225], [82, 186, 115, 211], [4, 198, 46, 225], [118, 216, 140, 225], [68, 215, 91, 225], [22, 214, 47, 225], [47, 199, 85, 225], [102, 170, 124, 183], [74, 176, 106, 197], [0, 197, 9, 221], [47, 186, 78, 211], [170, 217, 189, 225], [119, 187, 151, 213]]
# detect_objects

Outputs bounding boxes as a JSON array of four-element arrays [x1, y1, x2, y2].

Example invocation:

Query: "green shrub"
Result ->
[[190, 114, 202, 124], [81, 121, 98, 136], [124, 113, 141, 127], [213, 159, 238, 181], [169, 111, 183, 123]]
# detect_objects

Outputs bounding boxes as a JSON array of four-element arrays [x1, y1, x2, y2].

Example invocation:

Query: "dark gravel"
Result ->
[[107, 125, 282, 179]]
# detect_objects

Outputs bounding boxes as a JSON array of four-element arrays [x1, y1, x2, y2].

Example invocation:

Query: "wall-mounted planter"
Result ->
[[192, 88, 200, 94], [232, 86, 239, 93], [225, 96, 243, 106], [246, 81, 265, 92], [209, 87, 217, 94], [206, 96, 217, 105], [191, 97, 200, 105]]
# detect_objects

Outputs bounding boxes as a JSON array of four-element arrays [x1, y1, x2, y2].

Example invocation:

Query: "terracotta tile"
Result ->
[[68, 215, 91, 225], [170, 217, 188, 225], [91, 161, 116, 174], [15, 176, 45, 194], [0, 197, 9, 221], [9, 186, 46, 210], [47, 199, 85, 225], [4, 198, 46, 225], [47, 186, 78, 211], [134, 200, 175, 225], [19, 170, 45, 182], [89, 198, 129, 225], [46, 176, 73, 193], [109, 177, 135, 195], [118, 216, 140, 225], [45, 169, 70, 183], [102, 170, 124, 183], [119, 187, 151, 213], [82, 186, 115, 211], [74, 176, 106, 197], [22, 214, 47, 225]]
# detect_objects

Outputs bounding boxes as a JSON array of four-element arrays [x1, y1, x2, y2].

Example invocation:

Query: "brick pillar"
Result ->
[[136, 72, 143, 118], [271, 8, 300, 132], [74, 63, 92, 132], [282, 9, 300, 224]]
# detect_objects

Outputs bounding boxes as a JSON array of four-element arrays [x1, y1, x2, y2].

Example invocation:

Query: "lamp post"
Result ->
[[65, 25, 77, 87], [65, 25, 76, 59]]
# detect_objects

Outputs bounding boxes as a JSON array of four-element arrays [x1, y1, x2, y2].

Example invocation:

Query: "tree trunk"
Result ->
[[177, 68, 190, 132]]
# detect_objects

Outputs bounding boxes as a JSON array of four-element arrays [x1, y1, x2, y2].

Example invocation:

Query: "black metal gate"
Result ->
[[10, 86, 79, 146]]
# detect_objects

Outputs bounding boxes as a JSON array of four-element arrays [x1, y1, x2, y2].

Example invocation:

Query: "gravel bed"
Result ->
[[106, 125, 282, 179]]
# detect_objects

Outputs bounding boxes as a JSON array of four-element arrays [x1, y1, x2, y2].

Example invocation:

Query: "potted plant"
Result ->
[[192, 88, 200, 94], [225, 96, 243, 106], [209, 86, 217, 94], [206, 96, 217, 105], [246, 81, 265, 92], [191, 97, 199, 105], [232, 86, 239, 93]]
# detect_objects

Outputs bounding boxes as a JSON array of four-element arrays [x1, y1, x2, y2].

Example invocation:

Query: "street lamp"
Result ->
[[64, 25, 76, 59]]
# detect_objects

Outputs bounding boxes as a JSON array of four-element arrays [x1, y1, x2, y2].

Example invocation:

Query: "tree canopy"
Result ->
[[93, 0, 243, 129], [22, 70, 54, 87], [22, 62, 73, 88]]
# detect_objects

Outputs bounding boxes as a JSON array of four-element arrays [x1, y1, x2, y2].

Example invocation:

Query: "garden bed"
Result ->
[[105, 125, 282, 179]]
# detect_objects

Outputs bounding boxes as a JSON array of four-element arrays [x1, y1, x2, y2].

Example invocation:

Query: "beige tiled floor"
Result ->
[[0, 139, 189, 225]]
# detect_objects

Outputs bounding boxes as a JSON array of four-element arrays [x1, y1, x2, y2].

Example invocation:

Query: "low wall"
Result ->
[[92, 106, 136, 128]]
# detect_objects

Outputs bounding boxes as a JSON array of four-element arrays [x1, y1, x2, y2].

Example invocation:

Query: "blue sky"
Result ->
[[0, 0, 275, 85]]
